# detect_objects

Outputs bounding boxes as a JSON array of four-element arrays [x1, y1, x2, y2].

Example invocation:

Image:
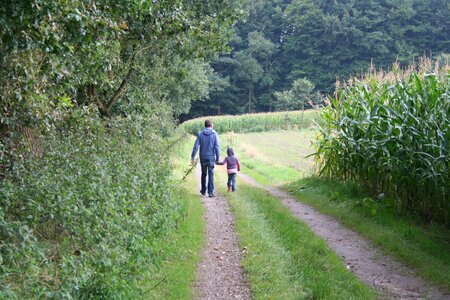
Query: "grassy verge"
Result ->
[[140, 179, 203, 299], [232, 130, 450, 292], [214, 169, 375, 299], [140, 135, 204, 299]]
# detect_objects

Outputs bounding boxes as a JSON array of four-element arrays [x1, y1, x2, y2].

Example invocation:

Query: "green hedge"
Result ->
[[0, 107, 179, 298]]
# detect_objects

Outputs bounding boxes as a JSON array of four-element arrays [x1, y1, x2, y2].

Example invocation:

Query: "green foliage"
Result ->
[[0, 0, 243, 125], [0, 0, 243, 298], [273, 78, 317, 111], [188, 0, 450, 117], [313, 60, 450, 224], [181, 110, 318, 135], [140, 135, 205, 299], [283, 0, 450, 92], [0, 107, 179, 298], [234, 51, 264, 113]]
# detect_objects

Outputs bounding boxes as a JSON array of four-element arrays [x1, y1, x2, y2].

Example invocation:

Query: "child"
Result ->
[[216, 147, 240, 192]]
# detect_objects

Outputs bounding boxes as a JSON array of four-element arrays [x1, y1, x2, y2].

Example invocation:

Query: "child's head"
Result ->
[[227, 147, 234, 156]]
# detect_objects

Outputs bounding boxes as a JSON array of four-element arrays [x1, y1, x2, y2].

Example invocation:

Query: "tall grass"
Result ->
[[181, 110, 318, 135], [314, 58, 450, 224]]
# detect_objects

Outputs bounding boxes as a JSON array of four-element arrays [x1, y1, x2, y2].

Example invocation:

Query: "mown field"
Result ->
[[225, 130, 315, 184]]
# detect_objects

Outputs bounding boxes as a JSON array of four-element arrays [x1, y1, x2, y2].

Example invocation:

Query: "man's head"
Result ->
[[205, 119, 213, 128]]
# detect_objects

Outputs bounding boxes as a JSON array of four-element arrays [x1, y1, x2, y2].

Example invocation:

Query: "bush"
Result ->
[[0, 106, 179, 298]]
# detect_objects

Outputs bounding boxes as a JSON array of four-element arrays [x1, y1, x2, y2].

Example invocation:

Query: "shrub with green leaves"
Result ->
[[0, 106, 179, 298], [314, 60, 450, 224]]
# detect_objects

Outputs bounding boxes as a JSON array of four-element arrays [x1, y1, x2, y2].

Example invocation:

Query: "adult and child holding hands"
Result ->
[[191, 119, 240, 197]]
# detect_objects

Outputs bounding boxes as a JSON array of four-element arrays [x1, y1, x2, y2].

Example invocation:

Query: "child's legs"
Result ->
[[230, 173, 237, 191], [227, 174, 233, 187]]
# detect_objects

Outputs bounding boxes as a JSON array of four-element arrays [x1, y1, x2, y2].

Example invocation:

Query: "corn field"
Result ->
[[314, 59, 450, 224], [181, 110, 318, 135]]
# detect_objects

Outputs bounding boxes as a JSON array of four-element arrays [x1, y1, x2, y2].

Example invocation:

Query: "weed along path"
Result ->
[[193, 165, 251, 299], [238, 173, 448, 299]]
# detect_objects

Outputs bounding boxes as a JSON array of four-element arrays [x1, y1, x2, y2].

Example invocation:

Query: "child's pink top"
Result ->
[[219, 155, 240, 174]]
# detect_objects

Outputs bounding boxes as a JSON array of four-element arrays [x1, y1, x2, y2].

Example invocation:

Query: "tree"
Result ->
[[235, 51, 264, 113], [182, 0, 450, 118], [273, 78, 315, 113], [0, 0, 244, 128], [282, 0, 450, 92], [247, 31, 278, 110], [273, 90, 294, 111]]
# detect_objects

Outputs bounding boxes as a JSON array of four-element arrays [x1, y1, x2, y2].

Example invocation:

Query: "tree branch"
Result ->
[[101, 67, 133, 115], [97, 44, 153, 116]]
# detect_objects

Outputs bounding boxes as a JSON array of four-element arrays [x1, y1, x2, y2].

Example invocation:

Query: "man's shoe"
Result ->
[[200, 190, 206, 196], [208, 193, 215, 198]]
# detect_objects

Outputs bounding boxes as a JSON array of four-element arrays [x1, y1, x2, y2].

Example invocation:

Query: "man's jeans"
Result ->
[[200, 158, 215, 195]]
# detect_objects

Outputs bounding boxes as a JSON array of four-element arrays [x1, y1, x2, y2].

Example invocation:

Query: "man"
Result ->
[[191, 119, 220, 197]]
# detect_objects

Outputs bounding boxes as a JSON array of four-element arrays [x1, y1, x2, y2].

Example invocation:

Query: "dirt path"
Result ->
[[239, 173, 449, 300], [193, 165, 251, 300]]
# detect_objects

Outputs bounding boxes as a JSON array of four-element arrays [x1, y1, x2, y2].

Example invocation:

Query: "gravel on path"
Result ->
[[239, 172, 449, 300], [193, 165, 251, 300]]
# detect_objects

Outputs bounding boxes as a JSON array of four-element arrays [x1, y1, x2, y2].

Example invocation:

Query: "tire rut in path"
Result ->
[[238, 173, 449, 300], [193, 165, 251, 300]]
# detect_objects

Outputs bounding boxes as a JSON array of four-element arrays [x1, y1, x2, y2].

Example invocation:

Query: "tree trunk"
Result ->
[[248, 82, 253, 113], [101, 74, 129, 116], [95, 45, 138, 116], [93, 66, 133, 117], [301, 102, 304, 126], [87, 84, 95, 104]]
